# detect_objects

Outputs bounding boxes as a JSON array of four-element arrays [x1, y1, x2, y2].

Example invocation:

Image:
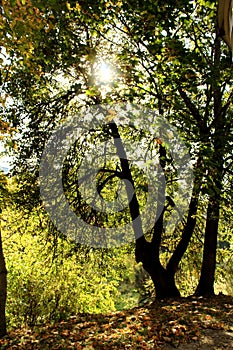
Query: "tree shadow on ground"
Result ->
[[0, 295, 232, 349]]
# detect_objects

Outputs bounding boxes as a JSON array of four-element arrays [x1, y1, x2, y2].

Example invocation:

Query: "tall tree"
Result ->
[[1, 0, 232, 300], [114, 0, 233, 297], [0, 177, 7, 337]]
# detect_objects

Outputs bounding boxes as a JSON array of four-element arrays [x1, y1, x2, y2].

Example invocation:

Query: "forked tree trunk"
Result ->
[[109, 120, 209, 299], [136, 239, 180, 299], [0, 215, 7, 338], [150, 267, 180, 299], [136, 181, 200, 300], [109, 121, 182, 299]]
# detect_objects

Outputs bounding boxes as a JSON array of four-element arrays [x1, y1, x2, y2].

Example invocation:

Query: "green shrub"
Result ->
[[2, 207, 128, 328]]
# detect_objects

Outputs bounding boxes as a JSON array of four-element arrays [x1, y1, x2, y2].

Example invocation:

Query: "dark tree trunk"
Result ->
[[136, 240, 180, 299], [195, 199, 220, 296], [166, 155, 202, 276], [109, 121, 181, 299], [150, 267, 180, 299], [143, 168, 200, 299], [0, 217, 7, 338], [166, 194, 198, 275], [195, 34, 225, 297]]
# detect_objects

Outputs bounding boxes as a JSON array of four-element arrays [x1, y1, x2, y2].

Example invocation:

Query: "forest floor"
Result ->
[[0, 294, 233, 349]]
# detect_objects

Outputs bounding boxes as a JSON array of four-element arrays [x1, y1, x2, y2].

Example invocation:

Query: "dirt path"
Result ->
[[165, 329, 233, 349]]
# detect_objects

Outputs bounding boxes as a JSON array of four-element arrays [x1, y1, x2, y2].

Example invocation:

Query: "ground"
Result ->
[[0, 295, 233, 349], [169, 328, 233, 349]]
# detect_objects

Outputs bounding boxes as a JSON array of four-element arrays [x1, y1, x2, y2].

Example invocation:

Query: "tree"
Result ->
[[0, 124, 13, 337], [0, 173, 7, 337], [113, 0, 233, 297], [1, 0, 233, 300], [194, 0, 233, 296], [0, 162, 10, 338], [218, 0, 233, 50], [0, 71, 17, 338]]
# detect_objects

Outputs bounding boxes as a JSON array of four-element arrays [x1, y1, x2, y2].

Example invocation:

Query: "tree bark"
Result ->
[[0, 210, 7, 338], [167, 155, 202, 275], [195, 33, 225, 297], [195, 198, 220, 296], [140, 241, 180, 299], [108, 121, 181, 299]]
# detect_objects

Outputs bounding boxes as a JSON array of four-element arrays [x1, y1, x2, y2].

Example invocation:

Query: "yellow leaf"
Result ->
[[66, 2, 72, 11], [108, 109, 116, 115], [105, 109, 116, 122], [75, 3, 81, 12], [105, 114, 115, 122]]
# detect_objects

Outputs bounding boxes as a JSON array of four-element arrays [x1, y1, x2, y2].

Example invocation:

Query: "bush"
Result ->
[[2, 207, 127, 328]]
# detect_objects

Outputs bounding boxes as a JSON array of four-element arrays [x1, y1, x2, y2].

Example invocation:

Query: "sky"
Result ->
[[0, 143, 11, 172]]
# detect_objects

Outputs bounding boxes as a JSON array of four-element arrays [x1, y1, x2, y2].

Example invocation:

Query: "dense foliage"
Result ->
[[2, 200, 143, 328], [0, 0, 232, 337], [1, 190, 233, 331]]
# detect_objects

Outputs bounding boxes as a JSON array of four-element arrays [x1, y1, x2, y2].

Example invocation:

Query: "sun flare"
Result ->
[[98, 63, 112, 83]]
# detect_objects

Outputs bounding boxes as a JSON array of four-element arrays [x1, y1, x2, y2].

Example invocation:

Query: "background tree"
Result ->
[[0, 171, 7, 337]]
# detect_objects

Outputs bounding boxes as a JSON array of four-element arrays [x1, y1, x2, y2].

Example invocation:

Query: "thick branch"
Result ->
[[108, 122, 147, 249], [178, 87, 207, 133], [167, 155, 202, 274], [151, 144, 166, 259]]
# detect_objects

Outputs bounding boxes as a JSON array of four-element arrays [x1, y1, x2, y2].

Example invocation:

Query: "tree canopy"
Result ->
[[0, 0, 233, 337]]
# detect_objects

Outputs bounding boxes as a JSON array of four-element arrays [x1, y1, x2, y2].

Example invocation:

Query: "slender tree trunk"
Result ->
[[0, 209, 7, 338], [166, 194, 198, 275], [195, 33, 225, 297], [166, 155, 202, 276], [195, 198, 220, 296]]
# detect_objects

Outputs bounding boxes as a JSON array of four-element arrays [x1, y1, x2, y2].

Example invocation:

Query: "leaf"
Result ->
[[163, 336, 172, 342], [105, 109, 116, 122], [66, 2, 72, 11]]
